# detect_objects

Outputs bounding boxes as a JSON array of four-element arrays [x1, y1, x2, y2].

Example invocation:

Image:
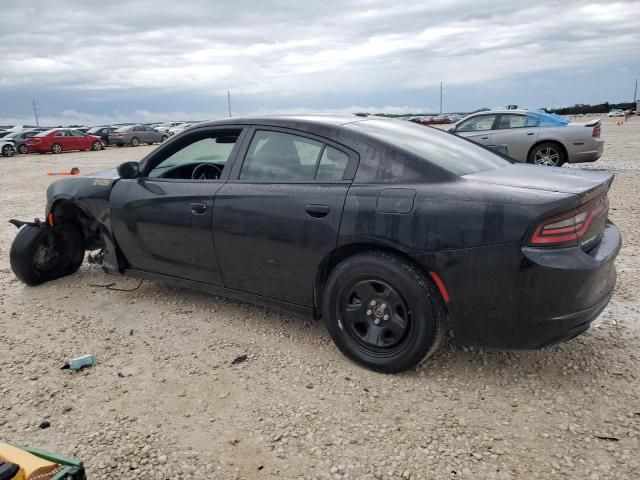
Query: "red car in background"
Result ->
[[26, 128, 103, 154]]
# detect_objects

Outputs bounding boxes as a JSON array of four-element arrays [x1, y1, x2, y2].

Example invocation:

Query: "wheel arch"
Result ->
[[48, 198, 128, 272], [313, 242, 448, 319], [527, 139, 568, 164], [49, 199, 102, 249]]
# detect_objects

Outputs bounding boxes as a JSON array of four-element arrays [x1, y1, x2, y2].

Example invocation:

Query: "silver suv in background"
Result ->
[[109, 125, 168, 147], [449, 110, 604, 166]]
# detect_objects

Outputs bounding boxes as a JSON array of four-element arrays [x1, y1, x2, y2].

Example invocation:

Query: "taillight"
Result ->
[[592, 124, 601, 137], [529, 196, 609, 246]]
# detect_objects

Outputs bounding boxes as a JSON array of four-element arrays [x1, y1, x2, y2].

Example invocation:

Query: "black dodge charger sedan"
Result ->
[[9, 115, 621, 373]]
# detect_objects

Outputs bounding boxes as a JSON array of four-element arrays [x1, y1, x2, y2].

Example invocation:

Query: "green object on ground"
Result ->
[[20, 447, 85, 480]]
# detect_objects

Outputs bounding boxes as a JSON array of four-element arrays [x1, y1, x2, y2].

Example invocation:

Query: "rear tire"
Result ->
[[51, 143, 62, 154], [130, 137, 139, 147], [10, 225, 84, 286], [322, 251, 446, 373], [528, 142, 566, 166], [18, 144, 28, 154], [92, 141, 102, 151]]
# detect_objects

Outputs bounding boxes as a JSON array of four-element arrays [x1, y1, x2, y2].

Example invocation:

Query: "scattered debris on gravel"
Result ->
[[1, 117, 639, 479]]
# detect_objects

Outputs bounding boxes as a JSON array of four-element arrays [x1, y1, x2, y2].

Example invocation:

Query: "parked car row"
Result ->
[[0, 124, 172, 156]]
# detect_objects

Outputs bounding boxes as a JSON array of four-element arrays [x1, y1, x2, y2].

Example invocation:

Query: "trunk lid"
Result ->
[[464, 164, 612, 201]]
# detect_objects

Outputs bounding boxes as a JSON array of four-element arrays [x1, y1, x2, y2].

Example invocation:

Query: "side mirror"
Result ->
[[117, 161, 140, 179]]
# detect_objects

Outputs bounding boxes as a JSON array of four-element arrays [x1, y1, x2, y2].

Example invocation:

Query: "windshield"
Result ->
[[87, 127, 102, 133], [348, 119, 511, 176], [115, 126, 131, 132]]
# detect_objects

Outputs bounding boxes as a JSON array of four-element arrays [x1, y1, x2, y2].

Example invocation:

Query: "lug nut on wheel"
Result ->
[[373, 319, 380, 325], [370, 300, 377, 306], [366, 309, 372, 316], [383, 314, 389, 320]]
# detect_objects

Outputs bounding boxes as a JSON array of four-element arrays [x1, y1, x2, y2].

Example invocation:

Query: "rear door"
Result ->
[[110, 126, 246, 284], [489, 113, 540, 161], [214, 127, 357, 306], [453, 114, 497, 146]]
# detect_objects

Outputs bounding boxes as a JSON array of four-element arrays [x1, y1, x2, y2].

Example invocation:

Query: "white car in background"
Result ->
[[168, 123, 192, 136], [607, 109, 625, 117], [1, 138, 16, 157]]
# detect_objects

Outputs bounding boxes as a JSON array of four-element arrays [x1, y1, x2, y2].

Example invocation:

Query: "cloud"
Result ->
[[1, 0, 639, 123]]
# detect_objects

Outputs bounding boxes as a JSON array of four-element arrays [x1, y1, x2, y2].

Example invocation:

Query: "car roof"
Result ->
[[197, 114, 368, 129], [468, 110, 531, 115]]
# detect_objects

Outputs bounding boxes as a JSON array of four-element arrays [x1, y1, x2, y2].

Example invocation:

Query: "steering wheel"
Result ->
[[191, 163, 222, 180]]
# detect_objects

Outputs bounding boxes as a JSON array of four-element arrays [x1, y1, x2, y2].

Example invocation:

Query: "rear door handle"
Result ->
[[526, 132, 535, 135], [190, 202, 207, 214], [305, 204, 330, 218], [480, 136, 489, 140]]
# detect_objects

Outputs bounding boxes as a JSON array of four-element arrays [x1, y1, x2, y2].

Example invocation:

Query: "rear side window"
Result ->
[[240, 131, 322, 181], [316, 146, 350, 181], [349, 119, 511, 177], [497, 114, 527, 129]]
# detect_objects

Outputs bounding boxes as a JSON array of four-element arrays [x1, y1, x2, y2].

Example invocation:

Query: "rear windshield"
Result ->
[[348, 119, 510, 176]]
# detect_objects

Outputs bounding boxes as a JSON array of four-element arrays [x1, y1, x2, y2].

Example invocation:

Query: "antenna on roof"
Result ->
[[227, 90, 232, 118]]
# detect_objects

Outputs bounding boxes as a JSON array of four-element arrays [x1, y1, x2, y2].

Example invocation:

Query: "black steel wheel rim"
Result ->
[[338, 278, 412, 355]]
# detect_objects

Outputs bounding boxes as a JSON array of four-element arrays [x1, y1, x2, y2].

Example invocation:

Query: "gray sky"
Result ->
[[1, 0, 639, 125]]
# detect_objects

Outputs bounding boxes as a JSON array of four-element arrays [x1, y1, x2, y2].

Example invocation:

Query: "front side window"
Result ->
[[148, 130, 240, 179], [240, 131, 323, 181], [55, 130, 68, 137], [70, 129, 86, 137], [456, 115, 497, 132]]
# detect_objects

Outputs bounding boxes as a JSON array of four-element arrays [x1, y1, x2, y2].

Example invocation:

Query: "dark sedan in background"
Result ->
[[10, 115, 620, 372], [109, 124, 168, 147], [86, 126, 118, 146]]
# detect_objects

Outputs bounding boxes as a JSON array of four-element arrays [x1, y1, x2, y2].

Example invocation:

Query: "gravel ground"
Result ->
[[1, 117, 639, 479]]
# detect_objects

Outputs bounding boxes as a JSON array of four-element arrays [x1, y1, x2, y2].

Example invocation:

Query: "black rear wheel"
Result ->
[[322, 251, 446, 373], [18, 144, 29, 154], [10, 224, 84, 286]]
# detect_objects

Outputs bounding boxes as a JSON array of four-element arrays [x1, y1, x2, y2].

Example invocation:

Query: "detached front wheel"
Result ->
[[322, 251, 446, 373], [10, 224, 84, 286]]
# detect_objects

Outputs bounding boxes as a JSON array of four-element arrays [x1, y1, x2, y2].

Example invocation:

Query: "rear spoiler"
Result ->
[[584, 119, 600, 127]]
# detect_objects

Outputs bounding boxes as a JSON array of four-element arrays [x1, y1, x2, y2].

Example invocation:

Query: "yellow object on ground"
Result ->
[[0, 443, 58, 480]]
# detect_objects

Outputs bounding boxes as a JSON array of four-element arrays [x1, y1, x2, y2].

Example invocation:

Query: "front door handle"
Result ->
[[305, 204, 330, 218], [190, 202, 207, 214], [526, 132, 535, 135], [480, 136, 489, 140]]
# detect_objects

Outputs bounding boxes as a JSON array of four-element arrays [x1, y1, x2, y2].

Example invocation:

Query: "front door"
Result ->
[[110, 127, 245, 284], [214, 128, 356, 306], [454, 113, 497, 146]]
